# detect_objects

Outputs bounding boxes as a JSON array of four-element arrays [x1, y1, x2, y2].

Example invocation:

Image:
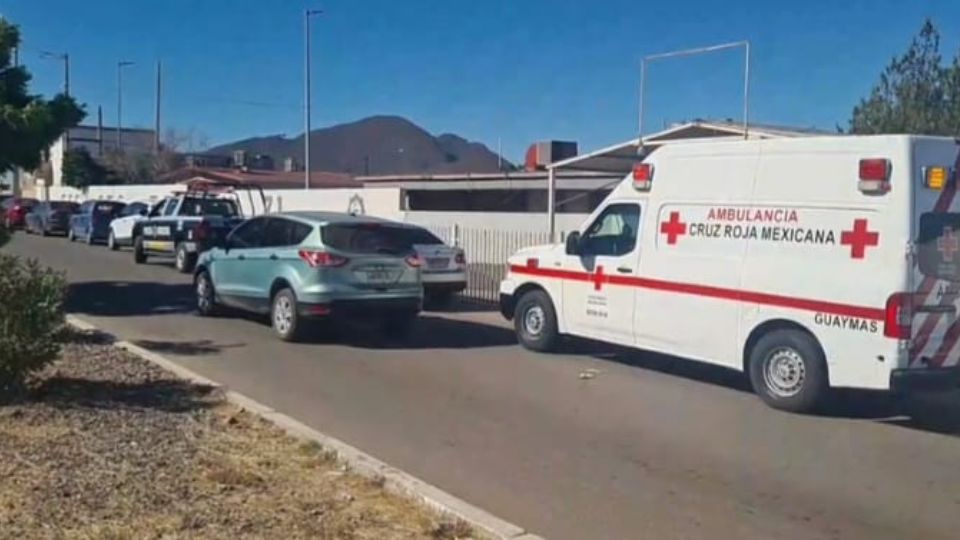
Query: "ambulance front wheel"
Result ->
[[514, 290, 559, 352], [748, 329, 829, 414]]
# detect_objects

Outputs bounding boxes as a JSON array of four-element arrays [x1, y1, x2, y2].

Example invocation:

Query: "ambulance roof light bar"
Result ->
[[858, 158, 891, 194], [632, 163, 653, 191]]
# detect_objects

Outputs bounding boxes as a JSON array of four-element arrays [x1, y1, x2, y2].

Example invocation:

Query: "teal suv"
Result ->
[[194, 212, 424, 341]]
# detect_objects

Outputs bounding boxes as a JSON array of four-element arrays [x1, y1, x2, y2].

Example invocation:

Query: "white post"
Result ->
[[547, 167, 556, 241]]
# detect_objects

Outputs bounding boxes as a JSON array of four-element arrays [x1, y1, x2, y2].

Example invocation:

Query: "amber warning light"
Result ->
[[924, 166, 952, 191]]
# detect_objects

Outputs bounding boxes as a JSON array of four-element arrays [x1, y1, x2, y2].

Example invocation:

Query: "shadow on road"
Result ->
[[68, 280, 194, 317], [563, 338, 754, 393], [132, 339, 246, 356], [316, 315, 518, 350], [834, 391, 960, 437], [424, 298, 499, 314], [558, 337, 960, 436]]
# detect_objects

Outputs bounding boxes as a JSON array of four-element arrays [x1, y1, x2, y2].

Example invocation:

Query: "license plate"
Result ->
[[354, 265, 397, 284], [364, 270, 393, 283], [426, 257, 448, 269]]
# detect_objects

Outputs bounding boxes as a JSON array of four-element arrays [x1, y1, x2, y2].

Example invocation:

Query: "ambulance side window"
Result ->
[[580, 203, 641, 257]]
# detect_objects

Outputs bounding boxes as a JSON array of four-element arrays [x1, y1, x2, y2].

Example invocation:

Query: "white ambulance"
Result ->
[[499, 135, 960, 412]]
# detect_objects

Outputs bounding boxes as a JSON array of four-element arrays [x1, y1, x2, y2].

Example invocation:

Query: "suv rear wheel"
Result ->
[[271, 288, 302, 342], [748, 329, 829, 413], [514, 289, 559, 352], [133, 237, 147, 264], [195, 270, 219, 317]]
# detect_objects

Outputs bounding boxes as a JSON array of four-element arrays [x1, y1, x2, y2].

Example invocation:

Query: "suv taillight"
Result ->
[[405, 254, 422, 268], [298, 250, 348, 268], [884, 292, 912, 339], [454, 251, 466, 266], [193, 221, 211, 241]]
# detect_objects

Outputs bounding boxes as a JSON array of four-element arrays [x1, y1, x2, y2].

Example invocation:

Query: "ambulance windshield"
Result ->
[[918, 212, 960, 281]]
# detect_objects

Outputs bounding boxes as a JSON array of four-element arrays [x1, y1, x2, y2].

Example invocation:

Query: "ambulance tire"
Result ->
[[748, 329, 829, 414], [514, 289, 559, 352]]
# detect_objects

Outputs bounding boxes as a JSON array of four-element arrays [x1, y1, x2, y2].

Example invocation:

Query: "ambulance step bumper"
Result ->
[[890, 366, 960, 393]]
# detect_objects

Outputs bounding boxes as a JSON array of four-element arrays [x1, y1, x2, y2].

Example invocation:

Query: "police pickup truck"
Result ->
[[132, 184, 263, 273]]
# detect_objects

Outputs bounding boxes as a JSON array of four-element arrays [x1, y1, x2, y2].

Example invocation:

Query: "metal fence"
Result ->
[[424, 224, 554, 303]]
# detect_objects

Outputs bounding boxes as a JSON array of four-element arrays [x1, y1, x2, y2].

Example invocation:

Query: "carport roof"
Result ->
[[547, 120, 833, 174]]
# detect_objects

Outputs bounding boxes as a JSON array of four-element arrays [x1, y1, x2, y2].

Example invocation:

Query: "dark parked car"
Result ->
[[1, 197, 38, 229], [24, 201, 80, 236], [69, 200, 126, 245]]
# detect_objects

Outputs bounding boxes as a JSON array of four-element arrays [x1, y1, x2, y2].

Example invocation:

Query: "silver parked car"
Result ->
[[194, 211, 424, 341]]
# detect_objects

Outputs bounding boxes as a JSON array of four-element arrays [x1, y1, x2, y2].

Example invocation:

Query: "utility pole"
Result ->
[[154, 60, 162, 153], [40, 51, 70, 96], [116, 61, 134, 152], [304, 9, 322, 190], [497, 137, 503, 172], [97, 106, 104, 156], [12, 48, 19, 196]]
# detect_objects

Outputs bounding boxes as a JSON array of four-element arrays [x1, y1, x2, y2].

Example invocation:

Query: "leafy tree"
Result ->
[[62, 147, 117, 190], [0, 18, 84, 174], [849, 20, 960, 135], [0, 18, 73, 395]]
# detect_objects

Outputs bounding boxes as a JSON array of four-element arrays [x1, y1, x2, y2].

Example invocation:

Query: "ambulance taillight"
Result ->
[[858, 158, 891, 194], [632, 163, 653, 191], [884, 292, 912, 339]]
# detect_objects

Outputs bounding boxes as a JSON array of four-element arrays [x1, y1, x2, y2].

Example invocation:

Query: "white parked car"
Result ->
[[107, 199, 155, 250], [407, 227, 467, 306]]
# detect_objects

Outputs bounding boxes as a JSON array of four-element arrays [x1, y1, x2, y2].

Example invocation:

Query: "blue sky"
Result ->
[[3, 0, 960, 161]]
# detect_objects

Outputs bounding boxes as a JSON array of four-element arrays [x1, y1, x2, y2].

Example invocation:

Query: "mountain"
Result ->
[[206, 115, 510, 175]]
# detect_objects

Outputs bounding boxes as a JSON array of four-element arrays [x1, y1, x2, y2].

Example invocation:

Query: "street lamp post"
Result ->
[[40, 51, 70, 96], [116, 61, 134, 152], [304, 9, 322, 190]]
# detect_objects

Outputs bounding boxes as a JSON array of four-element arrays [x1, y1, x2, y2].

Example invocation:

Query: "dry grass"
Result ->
[[0, 334, 477, 540]]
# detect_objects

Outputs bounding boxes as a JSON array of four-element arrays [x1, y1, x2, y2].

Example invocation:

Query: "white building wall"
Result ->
[[45, 184, 587, 266]]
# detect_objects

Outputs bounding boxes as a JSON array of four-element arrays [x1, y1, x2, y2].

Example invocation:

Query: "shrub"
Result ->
[[0, 222, 9, 248], [0, 254, 67, 390]]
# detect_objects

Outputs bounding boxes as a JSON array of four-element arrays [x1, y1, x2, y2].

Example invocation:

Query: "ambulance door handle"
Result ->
[[616, 267, 632, 274]]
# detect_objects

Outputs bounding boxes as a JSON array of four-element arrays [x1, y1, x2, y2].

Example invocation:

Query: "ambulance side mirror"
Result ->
[[565, 231, 582, 255]]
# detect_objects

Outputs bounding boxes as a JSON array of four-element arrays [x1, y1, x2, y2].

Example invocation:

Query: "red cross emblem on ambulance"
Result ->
[[660, 212, 687, 245], [938, 226, 960, 262], [840, 219, 879, 259]]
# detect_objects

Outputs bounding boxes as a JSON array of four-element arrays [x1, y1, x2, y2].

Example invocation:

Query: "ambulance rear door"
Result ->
[[910, 138, 960, 370]]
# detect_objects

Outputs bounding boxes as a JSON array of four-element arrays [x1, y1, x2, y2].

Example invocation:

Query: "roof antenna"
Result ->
[[637, 40, 751, 153]]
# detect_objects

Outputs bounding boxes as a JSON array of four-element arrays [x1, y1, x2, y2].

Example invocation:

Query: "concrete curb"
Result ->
[[65, 315, 544, 540]]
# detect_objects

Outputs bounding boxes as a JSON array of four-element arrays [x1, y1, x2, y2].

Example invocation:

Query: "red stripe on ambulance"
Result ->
[[509, 265, 885, 321]]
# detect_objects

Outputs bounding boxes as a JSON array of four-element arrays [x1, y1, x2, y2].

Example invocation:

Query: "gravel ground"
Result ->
[[0, 330, 473, 540]]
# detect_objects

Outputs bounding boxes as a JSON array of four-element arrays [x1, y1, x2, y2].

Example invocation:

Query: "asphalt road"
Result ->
[[7, 231, 960, 540]]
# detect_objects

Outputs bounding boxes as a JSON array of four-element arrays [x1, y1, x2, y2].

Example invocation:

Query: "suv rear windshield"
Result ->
[[94, 202, 125, 214], [321, 223, 439, 255], [179, 197, 239, 217], [918, 212, 960, 280], [50, 202, 78, 211]]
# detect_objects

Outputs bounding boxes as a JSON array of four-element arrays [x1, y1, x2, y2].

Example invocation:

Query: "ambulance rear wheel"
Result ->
[[514, 290, 559, 352], [748, 329, 828, 414]]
